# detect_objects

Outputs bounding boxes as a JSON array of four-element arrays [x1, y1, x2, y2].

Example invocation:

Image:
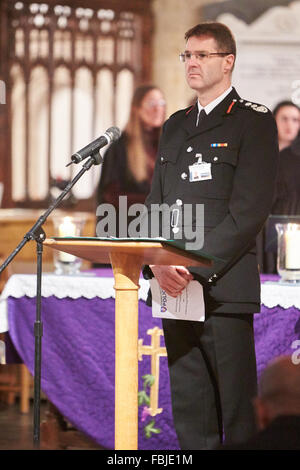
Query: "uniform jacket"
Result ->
[[144, 88, 279, 313]]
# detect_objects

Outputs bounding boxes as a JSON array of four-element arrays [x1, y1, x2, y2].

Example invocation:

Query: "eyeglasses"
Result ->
[[179, 52, 232, 63]]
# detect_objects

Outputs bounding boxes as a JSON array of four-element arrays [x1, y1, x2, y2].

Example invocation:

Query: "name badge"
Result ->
[[189, 162, 212, 182]]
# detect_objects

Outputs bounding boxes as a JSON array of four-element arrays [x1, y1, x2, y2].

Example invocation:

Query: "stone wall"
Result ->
[[151, 0, 225, 115]]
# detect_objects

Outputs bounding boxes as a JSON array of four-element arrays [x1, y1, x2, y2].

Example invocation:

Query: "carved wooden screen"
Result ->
[[0, 0, 153, 209]]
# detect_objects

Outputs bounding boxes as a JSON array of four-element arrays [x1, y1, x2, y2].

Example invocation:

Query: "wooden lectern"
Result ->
[[43, 238, 212, 450]]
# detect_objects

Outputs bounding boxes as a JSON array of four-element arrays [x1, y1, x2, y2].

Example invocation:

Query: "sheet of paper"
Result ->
[[149, 278, 205, 322]]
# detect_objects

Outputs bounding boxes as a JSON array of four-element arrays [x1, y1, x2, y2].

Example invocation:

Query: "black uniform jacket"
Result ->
[[144, 88, 279, 314]]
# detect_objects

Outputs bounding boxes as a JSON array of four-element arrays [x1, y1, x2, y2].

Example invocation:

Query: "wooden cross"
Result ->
[[138, 326, 167, 417]]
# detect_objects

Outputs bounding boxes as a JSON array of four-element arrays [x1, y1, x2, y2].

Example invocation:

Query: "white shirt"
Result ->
[[196, 86, 233, 125]]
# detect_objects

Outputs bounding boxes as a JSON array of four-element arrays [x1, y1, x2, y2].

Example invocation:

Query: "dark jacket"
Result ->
[[144, 88, 279, 313], [258, 137, 300, 274], [97, 133, 153, 209], [272, 136, 300, 215]]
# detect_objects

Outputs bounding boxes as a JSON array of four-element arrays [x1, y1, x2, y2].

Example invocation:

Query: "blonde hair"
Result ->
[[125, 84, 162, 183]]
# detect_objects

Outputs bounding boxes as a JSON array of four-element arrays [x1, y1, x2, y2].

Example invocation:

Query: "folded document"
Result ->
[[149, 278, 205, 322]]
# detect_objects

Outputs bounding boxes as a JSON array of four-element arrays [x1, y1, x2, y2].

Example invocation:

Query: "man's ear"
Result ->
[[223, 54, 235, 74]]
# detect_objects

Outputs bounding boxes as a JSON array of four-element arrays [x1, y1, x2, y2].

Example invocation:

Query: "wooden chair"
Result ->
[[0, 256, 32, 413]]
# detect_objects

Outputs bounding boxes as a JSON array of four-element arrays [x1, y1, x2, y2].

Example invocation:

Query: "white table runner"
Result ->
[[0, 273, 150, 333]]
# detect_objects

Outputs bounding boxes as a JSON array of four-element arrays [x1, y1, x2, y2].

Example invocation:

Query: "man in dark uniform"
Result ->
[[144, 22, 279, 449]]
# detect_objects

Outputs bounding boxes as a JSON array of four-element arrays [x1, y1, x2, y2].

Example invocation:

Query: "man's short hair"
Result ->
[[185, 22, 236, 60]]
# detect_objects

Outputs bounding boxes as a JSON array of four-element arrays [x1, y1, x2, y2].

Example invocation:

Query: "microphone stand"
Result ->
[[0, 151, 103, 448]]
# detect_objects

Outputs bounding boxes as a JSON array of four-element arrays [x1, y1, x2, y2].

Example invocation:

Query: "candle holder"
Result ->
[[52, 215, 86, 275], [276, 223, 300, 283]]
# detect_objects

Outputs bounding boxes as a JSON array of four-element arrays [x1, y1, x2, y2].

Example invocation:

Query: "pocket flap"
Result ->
[[159, 146, 181, 164], [203, 148, 238, 166]]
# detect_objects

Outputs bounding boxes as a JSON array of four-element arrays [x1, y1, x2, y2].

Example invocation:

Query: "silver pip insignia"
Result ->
[[255, 105, 268, 113]]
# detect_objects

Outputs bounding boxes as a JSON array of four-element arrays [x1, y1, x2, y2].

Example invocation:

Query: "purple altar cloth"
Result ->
[[7, 295, 180, 450], [6, 272, 300, 450], [254, 274, 300, 377]]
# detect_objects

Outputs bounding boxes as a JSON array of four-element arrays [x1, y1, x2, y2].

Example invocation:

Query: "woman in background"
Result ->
[[273, 101, 300, 151], [272, 101, 300, 215], [96, 84, 166, 228]]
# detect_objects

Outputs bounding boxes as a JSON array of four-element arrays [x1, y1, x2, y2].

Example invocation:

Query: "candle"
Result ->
[[58, 216, 76, 262], [285, 225, 300, 269]]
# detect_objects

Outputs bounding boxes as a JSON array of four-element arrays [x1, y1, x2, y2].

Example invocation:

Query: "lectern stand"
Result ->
[[43, 238, 212, 450]]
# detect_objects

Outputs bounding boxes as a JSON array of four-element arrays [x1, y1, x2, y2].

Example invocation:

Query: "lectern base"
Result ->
[[110, 252, 143, 450]]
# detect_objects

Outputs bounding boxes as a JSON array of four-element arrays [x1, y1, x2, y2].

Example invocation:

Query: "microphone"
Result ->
[[70, 127, 121, 164]]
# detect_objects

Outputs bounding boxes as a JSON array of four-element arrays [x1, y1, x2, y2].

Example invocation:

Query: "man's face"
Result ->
[[184, 35, 232, 95]]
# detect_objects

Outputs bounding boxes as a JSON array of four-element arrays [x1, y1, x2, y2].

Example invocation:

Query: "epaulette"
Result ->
[[237, 99, 270, 114], [185, 104, 195, 116], [225, 99, 238, 114]]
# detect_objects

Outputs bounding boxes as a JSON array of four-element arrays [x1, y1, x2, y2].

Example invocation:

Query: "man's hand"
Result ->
[[150, 265, 194, 298]]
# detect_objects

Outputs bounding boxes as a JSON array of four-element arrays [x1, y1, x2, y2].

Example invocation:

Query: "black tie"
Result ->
[[197, 108, 207, 127]]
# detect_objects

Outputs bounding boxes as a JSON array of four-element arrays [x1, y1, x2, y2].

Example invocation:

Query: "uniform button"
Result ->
[[208, 273, 218, 283], [176, 199, 183, 206], [187, 146, 193, 152], [213, 156, 218, 161], [160, 156, 164, 162], [181, 172, 187, 180]]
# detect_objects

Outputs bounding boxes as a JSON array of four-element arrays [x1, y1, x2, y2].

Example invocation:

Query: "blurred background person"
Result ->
[[272, 101, 300, 215], [273, 101, 300, 151], [257, 101, 300, 273], [220, 356, 300, 450], [96, 84, 166, 231]]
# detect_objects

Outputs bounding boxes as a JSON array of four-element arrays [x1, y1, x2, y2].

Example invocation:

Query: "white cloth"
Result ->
[[261, 281, 300, 309], [2, 274, 300, 333], [0, 273, 150, 333]]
